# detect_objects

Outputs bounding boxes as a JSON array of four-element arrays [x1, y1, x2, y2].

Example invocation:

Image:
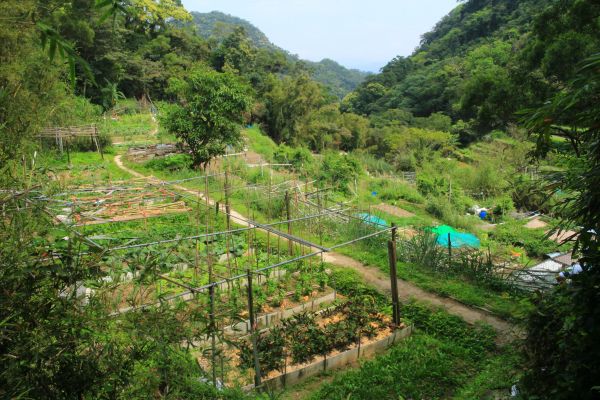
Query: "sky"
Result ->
[[180, 0, 458, 72]]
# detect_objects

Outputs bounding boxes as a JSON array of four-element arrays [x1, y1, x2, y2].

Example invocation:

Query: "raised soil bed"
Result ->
[[247, 325, 412, 390]]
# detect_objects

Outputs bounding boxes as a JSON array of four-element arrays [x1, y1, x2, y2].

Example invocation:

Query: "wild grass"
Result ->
[[244, 125, 278, 161], [350, 151, 395, 175], [365, 178, 425, 205], [43, 151, 132, 184], [99, 113, 155, 138]]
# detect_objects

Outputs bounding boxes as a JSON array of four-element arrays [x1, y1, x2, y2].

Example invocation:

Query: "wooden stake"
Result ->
[[65, 138, 71, 166], [246, 270, 261, 388], [205, 173, 212, 282], [448, 232, 452, 269], [388, 235, 401, 326], [209, 285, 217, 387], [225, 169, 231, 230], [93, 126, 104, 160], [285, 190, 292, 256], [318, 192, 324, 264]]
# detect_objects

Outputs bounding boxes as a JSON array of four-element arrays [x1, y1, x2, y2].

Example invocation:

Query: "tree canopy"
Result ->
[[161, 67, 252, 168]]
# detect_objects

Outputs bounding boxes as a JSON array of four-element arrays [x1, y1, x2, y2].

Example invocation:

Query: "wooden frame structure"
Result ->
[[38, 125, 104, 161]]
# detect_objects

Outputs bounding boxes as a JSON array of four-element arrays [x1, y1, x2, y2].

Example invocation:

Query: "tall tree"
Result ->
[[161, 67, 252, 168]]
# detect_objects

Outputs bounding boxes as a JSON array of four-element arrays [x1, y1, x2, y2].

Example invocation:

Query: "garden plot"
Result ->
[[45, 149, 413, 392], [49, 186, 190, 225], [194, 297, 409, 389]]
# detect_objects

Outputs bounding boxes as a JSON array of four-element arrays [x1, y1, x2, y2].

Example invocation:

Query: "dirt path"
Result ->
[[113, 154, 520, 344], [322, 252, 520, 344], [114, 154, 251, 227]]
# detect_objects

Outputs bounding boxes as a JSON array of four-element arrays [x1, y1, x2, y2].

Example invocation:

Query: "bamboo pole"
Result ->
[[285, 191, 292, 256], [209, 285, 217, 386], [448, 232, 452, 269], [246, 270, 261, 388]]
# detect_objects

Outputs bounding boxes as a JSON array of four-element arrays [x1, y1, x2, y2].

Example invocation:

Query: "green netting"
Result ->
[[428, 225, 480, 248], [429, 225, 456, 236]]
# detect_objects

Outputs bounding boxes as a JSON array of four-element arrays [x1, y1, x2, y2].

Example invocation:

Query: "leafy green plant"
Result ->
[[318, 152, 361, 194], [491, 220, 565, 258], [238, 327, 286, 377]]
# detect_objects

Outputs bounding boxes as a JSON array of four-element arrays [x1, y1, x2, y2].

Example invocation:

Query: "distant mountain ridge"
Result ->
[[189, 11, 369, 97], [344, 0, 559, 136], [190, 11, 275, 50]]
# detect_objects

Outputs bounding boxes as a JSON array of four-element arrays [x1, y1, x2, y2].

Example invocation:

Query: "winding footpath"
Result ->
[[113, 154, 522, 345]]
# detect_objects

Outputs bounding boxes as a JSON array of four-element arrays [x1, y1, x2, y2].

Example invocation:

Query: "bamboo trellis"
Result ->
[[38, 124, 104, 160]]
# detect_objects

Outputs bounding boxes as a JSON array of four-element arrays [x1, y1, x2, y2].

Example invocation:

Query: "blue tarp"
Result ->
[[357, 213, 388, 228]]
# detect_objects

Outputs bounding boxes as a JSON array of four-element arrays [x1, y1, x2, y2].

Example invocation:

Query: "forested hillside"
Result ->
[[189, 11, 369, 97], [304, 58, 370, 99], [345, 0, 600, 142], [191, 11, 275, 49]]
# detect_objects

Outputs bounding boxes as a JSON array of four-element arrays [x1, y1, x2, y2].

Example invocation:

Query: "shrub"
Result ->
[[370, 178, 424, 204], [493, 195, 515, 218], [491, 221, 564, 258], [318, 152, 362, 194], [144, 154, 192, 172], [350, 151, 395, 175], [425, 197, 477, 230], [417, 174, 449, 197], [273, 145, 315, 174]]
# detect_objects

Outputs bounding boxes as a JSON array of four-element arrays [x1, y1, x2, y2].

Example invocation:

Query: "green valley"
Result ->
[[1, 0, 599, 399]]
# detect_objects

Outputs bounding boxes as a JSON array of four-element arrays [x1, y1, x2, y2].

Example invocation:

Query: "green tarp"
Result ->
[[429, 225, 480, 248], [357, 213, 388, 228]]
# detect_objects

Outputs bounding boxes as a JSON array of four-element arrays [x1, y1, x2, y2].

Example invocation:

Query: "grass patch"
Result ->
[[43, 151, 132, 185], [99, 113, 155, 138], [365, 177, 425, 205], [244, 125, 278, 161], [334, 245, 531, 321], [309, 334, 476, 399]]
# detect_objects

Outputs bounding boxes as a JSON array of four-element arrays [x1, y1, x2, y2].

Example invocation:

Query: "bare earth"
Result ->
[[373, 203, 415, 218], [522, 217, 578, 244], [113, 154, 521, 345], [547, 229, 578, 243], [524, 217, 548, 229]]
